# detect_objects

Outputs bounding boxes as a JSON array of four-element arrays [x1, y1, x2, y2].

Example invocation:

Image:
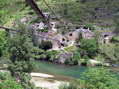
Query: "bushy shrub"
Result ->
[[46, 50, 60, 61], [39, 40, 52, 50], [80, 38, 98, 58], [0, 72, 10, 80], [0, 79, 23, 89], [99, 44, 119, 63], [0, 72, 23, 89], [73, 50, 81, 64], [70, 49, 81, 65], [79, 68, 119, 89]]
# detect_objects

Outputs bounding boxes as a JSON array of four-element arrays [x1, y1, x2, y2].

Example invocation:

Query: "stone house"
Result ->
[[76, 27, 95, 39], [51, 34, 70, 50], [63, 27, 95, 45], [10, 16, 97, 50], [82, 31, 95, 39], [50, 27, 95, 50], [50, 21, 59, 33], [99, 32, 114, 44], [65, 31, 80, 45], [51, 34, 63, 50]]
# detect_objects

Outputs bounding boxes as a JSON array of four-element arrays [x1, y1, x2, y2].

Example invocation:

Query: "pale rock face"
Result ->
[[52, 41, 60, 50], [20, 17, 31, 24], [88, 59, 110, 67], [32, 22, 46, 30], [100, 32, 114, 44], [38, 22, 45, 29], [103, 63, 110, 67], [88, 59, 102, 66], [69, 41, 75, 46], [104, 37, 110, 44], [43, 12, 50, 19], [52, 27, 57, 32], [50, 22, 58, 32]]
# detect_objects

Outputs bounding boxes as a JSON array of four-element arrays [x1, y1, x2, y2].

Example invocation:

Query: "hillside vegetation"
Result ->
[[0, 0, 119, 89]]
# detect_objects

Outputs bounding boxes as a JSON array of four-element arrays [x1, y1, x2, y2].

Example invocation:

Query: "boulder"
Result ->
[[87, 59, 111, 67], [87, 59, 102, 66]]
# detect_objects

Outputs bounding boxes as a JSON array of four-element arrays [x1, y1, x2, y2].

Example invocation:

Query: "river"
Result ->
[[33, 61, 119, 79]]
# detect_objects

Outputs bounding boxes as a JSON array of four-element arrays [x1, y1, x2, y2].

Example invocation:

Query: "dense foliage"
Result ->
[[7, 24, 35, 89], [99, 43, 119, 63], [0, 0, 119, 89], [80, 38, 98, 58], [0, 72, 23, 89], [60, 68, 119, 89], [39, 40, 52, 50], [0, 30, 8, 57]]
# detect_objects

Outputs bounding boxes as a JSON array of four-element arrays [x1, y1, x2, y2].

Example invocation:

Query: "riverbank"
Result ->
[[0, 70, 70, 89], [31, 72, 70, 89]]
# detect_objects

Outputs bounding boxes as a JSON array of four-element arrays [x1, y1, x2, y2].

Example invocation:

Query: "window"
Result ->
[[62, 38, 65, 41], [69, 33, 73, 36]]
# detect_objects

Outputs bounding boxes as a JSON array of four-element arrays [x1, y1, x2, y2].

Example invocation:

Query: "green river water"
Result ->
[[33, 61, 119, 79], [0, 60, 119, 79]]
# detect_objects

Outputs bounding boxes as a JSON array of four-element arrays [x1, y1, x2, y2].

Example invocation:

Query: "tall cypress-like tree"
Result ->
[[8, 23, 35, 89]]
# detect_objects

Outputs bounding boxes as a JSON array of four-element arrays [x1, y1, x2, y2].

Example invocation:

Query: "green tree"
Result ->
[[0, 30, 8, 57], [80, 38, 98, 58], [46, 50, 60, 61], [39, 40, 52, 51], [0, 72, 23, 89], [7, 23, 35, 89], [99, 44, 119, 63], [71, 49, 81, 65]]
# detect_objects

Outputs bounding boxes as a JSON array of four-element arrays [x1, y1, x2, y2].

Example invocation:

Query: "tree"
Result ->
[[99, 44, 119, 63], [80, 38, 98, 58], [0, 30, 8, 57], [39, 40, 52, 51], [71, 49, 81, 65], [7, 23, 35, 89]]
